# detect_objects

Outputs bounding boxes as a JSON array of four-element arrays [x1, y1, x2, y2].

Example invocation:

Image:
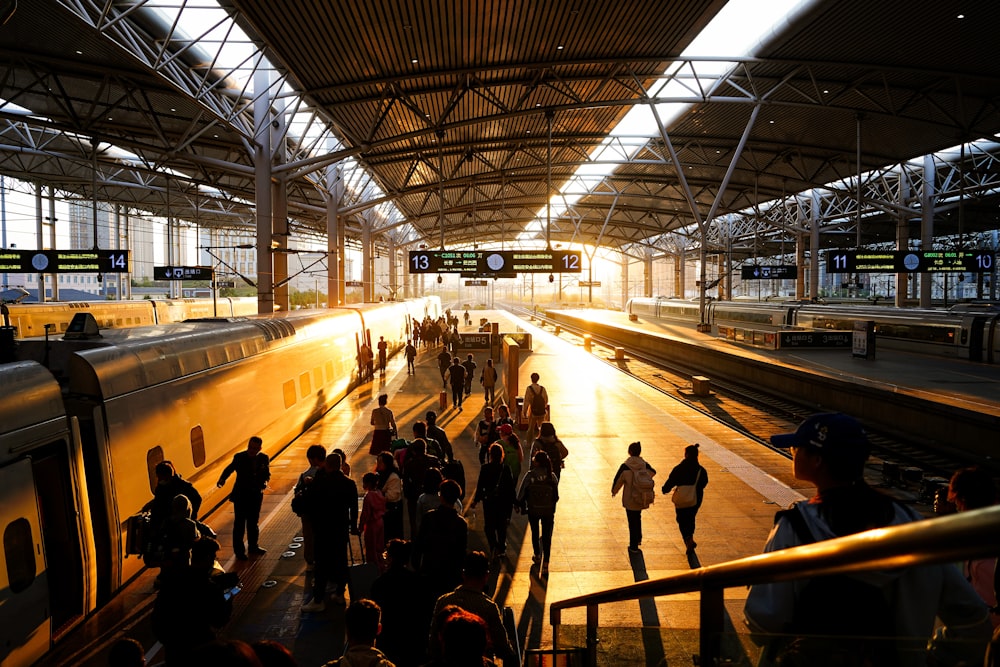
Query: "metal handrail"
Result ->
[[549, 505, 1000, 666]]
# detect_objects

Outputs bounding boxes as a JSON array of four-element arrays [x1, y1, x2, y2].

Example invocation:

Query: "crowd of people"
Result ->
[[126, 312, 998, 667]]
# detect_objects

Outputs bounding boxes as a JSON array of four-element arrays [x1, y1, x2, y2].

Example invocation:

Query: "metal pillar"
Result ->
[[35, 183, 44, 300], [920, 154, 935, 308], [326, 160, 344, 307], [254, 64, 275, 314]]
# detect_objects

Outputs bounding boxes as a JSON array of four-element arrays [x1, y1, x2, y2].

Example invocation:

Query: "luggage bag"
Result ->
[[347, 531, 379, 602]]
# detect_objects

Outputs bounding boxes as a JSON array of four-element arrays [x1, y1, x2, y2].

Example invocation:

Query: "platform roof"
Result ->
[[1, 1, 998, 260]]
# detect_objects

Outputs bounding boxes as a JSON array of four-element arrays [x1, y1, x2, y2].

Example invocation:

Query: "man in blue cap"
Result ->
[[744, 413, 990, 667]]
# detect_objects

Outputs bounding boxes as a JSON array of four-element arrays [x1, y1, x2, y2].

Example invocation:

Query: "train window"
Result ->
[[313, 368, 323, 389], [191, 426, 206, 468], [146, 447, 164, 495], [4, 518, 36, 594], [325, 362, 334, 384], [283, 380, 297, 409], [299, 373, 311, 396]]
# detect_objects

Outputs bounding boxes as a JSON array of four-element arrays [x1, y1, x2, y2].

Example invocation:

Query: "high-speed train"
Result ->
[[0, 296, 439, 666], [0, 297, 260, 339], [626, 296, 1000, 362]]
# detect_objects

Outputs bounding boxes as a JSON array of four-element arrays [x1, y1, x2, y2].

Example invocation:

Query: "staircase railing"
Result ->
[[549, 505, 1000, 666]]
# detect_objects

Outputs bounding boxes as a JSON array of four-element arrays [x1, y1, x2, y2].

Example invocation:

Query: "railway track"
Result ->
[[515, 307, 982, 509]]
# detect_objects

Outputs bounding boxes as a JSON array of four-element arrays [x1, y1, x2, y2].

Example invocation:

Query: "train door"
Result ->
[[961, 315, 986, 362], [0, 458, 51, 666], [30, 444, 87, 638]]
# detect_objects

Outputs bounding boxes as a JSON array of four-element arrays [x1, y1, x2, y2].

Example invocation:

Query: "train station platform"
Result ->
[[555, 307, 1000, 414], [98, 308, 806, 667]]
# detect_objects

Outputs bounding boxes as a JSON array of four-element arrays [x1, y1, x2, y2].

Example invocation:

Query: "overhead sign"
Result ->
[[408, 249, 582, 274], [578, 281, 602, 287], [154, 265, 214, 280], [0, 249, 130, 273], [741, 265, 797, 280], [826, 250, 993, 273], [465, 280, 489, 286]]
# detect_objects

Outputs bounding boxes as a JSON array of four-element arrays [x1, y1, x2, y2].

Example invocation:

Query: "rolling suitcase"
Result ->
[[124, 512, 150, 556], [439, 390, 448, 410], [347, 531, 379, 602]]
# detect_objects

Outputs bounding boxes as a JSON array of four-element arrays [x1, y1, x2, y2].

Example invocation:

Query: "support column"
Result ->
[[920, 154, 935, 308], [895, 163, 910, 307], [47, 186, 58, 301], [620, 251, 628, 309], [644, 249, 653, 297], [387, 237, 397, 300], [808, 191, 821, 300], [326, 161, 344, 307], [254, 65, 275, 314], [676, 249, 686, 299], [35, 183, 44, 300], [115, 205, 122, 300], [272, 92, 290, 311], [718, 254, 728, 300], [361, 212, 373, 303]]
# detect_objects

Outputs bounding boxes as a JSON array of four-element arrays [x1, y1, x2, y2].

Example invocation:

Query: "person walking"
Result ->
[[611, 441, 657, 553], [436, 347, 451, 387], [301, 452, 358, 612], [461, 354, 476, 397], [522, 372, 549, 440], [446, 357, 466, 411], [496, 423, 523, 483], [216, 436, 270, 560], [480, 358, 497, 405], [425, 410, 455, 463], [359, 472, 387, 572], [369, 393, 397, 456], [293, 444, 327, 571], [470, 443, 516, 558], [413, 479, 468, 599], [529, 421, 568, 480], [404, 339, 417, 375], [375, 452, 404, 542], [474, 406, 498, 465], [661, 443, 708, 554], [516, 451, 559, 574], [377, 336, 388, 376]]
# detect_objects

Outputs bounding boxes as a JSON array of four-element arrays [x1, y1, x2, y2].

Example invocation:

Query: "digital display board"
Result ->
[[408, 250, 582, 274], [154, 266, 214, 281], [741, 265, 797, 280], [0, 249, 130, 273], [825, 250, 993, 273]]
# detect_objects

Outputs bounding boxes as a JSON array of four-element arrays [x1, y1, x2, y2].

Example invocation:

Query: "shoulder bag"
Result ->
[[671, 469, 702, 508]]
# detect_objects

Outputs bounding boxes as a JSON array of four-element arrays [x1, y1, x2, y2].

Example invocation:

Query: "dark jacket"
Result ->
[[217, 451, 270, 504], [661, 458, 708, 506], [151, 475, 202, 527]]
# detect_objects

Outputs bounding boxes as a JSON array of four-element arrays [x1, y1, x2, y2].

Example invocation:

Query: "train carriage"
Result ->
[[0, 296, 439, 666]]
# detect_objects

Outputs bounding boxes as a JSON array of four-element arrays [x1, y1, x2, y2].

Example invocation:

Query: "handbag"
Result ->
[[671, 469, 702, 508]]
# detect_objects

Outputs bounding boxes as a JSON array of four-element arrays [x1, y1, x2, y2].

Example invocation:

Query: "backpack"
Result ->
[[524, 471, 558, 516], [773, 505, 898, 666], [528, 386, 546, 415], [630, 465, 655, 509]]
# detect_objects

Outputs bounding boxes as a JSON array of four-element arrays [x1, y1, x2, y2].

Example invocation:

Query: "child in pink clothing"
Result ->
[[360, 472, 387, 571]]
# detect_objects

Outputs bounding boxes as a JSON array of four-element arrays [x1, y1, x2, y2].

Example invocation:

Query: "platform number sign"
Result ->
[[0, 249, 131, 273], [826, 250, 994, 273], [408, 249, 583, 274]]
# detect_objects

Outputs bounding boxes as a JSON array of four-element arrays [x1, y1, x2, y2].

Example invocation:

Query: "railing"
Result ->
[[550, 505, 1000, 666]]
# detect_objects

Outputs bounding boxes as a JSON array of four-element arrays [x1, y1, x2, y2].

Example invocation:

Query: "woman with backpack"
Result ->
[[611, 441, 657, 553], [516, 451, 559, 574], [661, 443, 709, 554], [529, 422, 568, 480]]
